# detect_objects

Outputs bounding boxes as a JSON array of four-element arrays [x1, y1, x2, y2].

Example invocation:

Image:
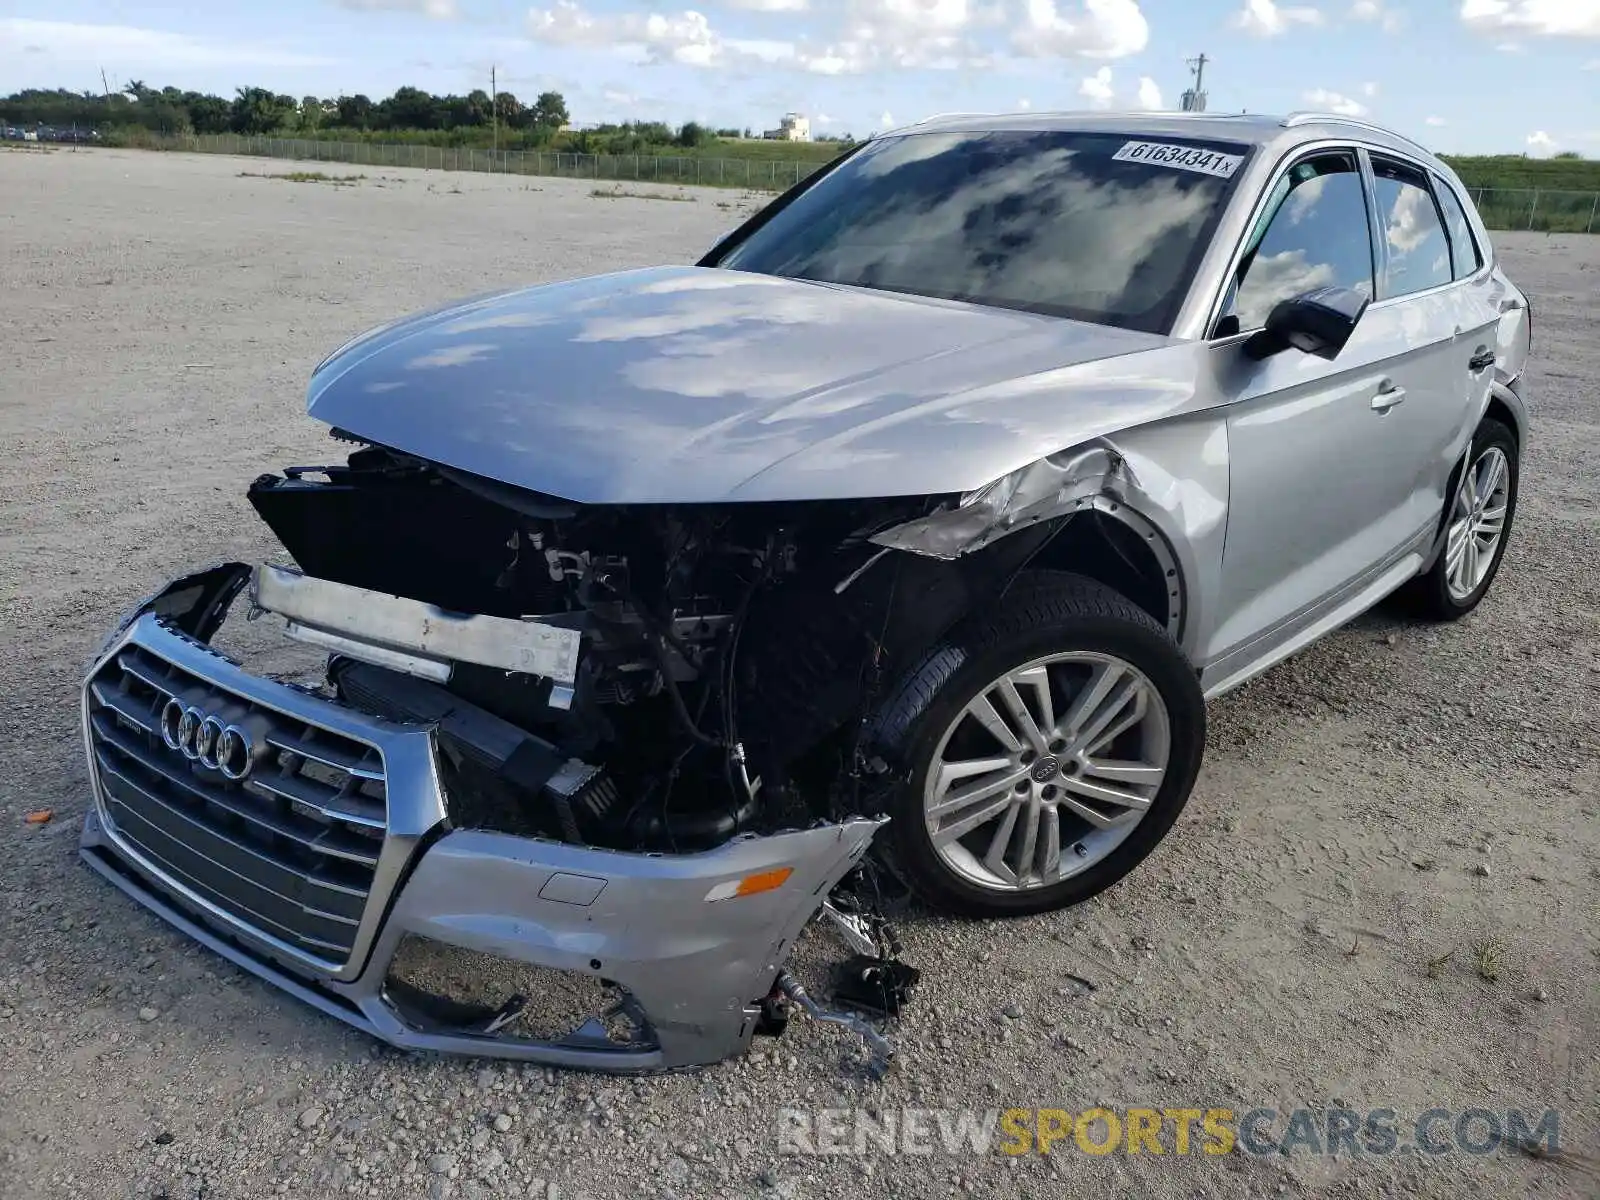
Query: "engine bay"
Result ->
[[245, 437, 967, 857]]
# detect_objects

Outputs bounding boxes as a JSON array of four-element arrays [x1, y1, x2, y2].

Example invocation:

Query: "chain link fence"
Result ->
[[1468, 187, 1600, 234], [170, 132, 825, 192], [134, 134, 1600, 231]]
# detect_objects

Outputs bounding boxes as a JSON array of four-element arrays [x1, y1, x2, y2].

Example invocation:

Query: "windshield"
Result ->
[[714, 129, 1252, 334]]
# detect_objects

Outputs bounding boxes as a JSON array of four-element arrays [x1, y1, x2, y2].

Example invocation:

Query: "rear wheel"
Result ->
[[869, 573, 1206, 918], [1404, 417, 1519, 621]]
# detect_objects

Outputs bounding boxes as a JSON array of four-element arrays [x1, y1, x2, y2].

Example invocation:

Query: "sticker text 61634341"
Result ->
[[1112, 141, 1245, 179]]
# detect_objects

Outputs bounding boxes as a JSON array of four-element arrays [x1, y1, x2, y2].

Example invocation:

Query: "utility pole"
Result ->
[[1181, 54, 1209, 112], [100, 68, 111, 99], [491, 64, 498, 154]]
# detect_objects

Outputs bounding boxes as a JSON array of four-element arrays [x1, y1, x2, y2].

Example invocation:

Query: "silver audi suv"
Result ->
[[80, 111, 1532, 1069]]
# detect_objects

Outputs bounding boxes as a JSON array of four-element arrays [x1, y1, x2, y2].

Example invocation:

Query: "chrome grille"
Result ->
[[85, 640, 387, 966]]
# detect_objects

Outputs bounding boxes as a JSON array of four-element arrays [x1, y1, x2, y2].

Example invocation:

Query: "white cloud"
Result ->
[[1525, 129, 1557, 154], [1136, 75, 1163, 108], [1236, 250, 1336, 327], [726, 0, 808, 9], [1587, 58, 1600, 68], [1303, 87, 1368, 115], [1018, 97, 1033, 109], [1014, 0, 1150, 59], [796, 0, 988, 75], [1233, 0, 1324, 37], [880, 110, 896, 127], [1350, 0, 1405, 31], [1495, 40, 1525, 50], [1460, 1, 1600, 39], [1078, 65, 1115, 109], [1360, 80, 1379, 96], [336, 0, 457, 17], [0, 17, 337, 69], [1425, 115, 1448, 126], [527, 3, 734, 67]]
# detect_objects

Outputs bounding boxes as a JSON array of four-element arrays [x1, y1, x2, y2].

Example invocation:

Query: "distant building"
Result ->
[[762, 112, 812, 142]]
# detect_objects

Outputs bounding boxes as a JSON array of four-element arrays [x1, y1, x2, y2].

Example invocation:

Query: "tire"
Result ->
[[868, 572, 1206, 918], [1402, 417, 1519, 621]]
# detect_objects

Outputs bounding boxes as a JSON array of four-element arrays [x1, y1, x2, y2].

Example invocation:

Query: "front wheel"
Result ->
[[869, 573, 1206, 918]]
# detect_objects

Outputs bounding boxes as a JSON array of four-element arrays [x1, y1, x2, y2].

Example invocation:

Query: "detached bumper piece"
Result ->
[[79, 570, 886, 1071]]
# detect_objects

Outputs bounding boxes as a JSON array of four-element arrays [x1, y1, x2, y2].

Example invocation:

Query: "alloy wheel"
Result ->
[[921, 652, 1171, 893], [1445, 445, 1511, 601]]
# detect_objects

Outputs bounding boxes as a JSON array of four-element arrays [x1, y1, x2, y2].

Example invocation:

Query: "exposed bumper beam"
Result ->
[[251, 564, 583, 686]]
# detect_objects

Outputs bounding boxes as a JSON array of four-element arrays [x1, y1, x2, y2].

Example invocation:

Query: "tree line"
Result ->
[[1, 83, 571, 139], [0, 83, 864, 155]]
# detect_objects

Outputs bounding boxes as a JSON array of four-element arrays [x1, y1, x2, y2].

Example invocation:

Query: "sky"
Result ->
[[1, 1, 1597, 154]]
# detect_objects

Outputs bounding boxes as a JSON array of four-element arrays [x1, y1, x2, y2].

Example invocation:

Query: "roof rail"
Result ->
[[912, 111, 1001, 124], [1281, 111, 1433, 154]]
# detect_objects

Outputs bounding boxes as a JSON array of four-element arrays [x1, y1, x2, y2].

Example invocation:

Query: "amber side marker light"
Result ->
[[704, 867, 794, 902]]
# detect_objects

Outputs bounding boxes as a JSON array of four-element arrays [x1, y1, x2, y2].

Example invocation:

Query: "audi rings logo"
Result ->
[[160, 698, 257, 780]]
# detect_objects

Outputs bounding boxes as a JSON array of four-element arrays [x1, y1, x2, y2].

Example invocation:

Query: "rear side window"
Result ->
[[1371, 160, 1453, 297], [1433, 179, 1483, 279], [1225, 153, 1374, 332]]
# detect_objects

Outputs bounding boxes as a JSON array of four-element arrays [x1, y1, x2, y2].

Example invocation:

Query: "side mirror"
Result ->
[[1243, 285, 1370, 362]]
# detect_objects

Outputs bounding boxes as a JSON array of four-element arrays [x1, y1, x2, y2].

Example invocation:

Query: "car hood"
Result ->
[[308, 265, 1204, 503]]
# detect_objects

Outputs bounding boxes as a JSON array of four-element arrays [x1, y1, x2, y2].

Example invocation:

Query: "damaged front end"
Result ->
[[80, 559, 892, 1071], [80, 436, 1093, 1072]]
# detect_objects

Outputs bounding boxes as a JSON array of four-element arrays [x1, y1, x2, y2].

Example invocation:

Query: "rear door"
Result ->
[[1363, 155, 1499, 541]]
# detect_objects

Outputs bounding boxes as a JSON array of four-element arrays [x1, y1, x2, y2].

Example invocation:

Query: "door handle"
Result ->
[[1468, 348, 1496, 372], [1371, 381, 1406, 411]]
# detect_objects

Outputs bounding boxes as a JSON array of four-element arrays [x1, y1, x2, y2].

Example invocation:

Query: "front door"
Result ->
[[1204, 148, 1425, 663]]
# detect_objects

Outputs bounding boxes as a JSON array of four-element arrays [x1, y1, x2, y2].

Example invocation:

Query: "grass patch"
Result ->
[[589, 184, 696, 202], [238, 170, 367, 186], [1473, 938, 1504, 982]]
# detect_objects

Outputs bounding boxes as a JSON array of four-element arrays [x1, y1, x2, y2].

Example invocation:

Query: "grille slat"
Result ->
[[117, 650, 180, 696], [86, 641, 389, 968], [102, 788, 363, 949], [102, 823, 354, 955], [89, 680, 158, 733], [244, 771, 386, 831], [266, 728, 384, 781], [92, 714, 381, 868], [97, 760, 368, 920]]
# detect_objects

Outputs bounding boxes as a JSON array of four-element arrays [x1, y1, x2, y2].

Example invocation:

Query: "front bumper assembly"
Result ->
[[78, 565, 885, 1071]]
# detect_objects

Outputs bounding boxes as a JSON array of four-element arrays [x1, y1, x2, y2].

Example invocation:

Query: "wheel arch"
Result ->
[[1025, 503, 1186, 642], [1485, 382, 1525, 450]]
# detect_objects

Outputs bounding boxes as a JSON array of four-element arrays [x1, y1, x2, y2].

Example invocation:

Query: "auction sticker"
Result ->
[[1112, 141, 1244, 178]]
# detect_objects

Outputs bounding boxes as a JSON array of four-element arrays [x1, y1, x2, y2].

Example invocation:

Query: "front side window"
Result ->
[[712, 130, 1252, 335], [1371, 160, 1453, 297], [1433, 178, 1483, 280], [1224, 153, 1374, 332]]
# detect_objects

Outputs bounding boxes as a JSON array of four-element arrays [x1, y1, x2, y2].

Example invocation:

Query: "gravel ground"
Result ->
[[0, 147, 1596, 1200]]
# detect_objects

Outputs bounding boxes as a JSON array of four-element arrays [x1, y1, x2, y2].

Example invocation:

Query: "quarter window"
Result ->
[[1371, 160, 1453, 296], [1433, 179, 1483, 279], [1225, 153, 1374, 332]]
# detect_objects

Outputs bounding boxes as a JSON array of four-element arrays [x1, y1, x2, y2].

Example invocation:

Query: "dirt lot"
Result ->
[[0, 147, 1596, 1200]]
